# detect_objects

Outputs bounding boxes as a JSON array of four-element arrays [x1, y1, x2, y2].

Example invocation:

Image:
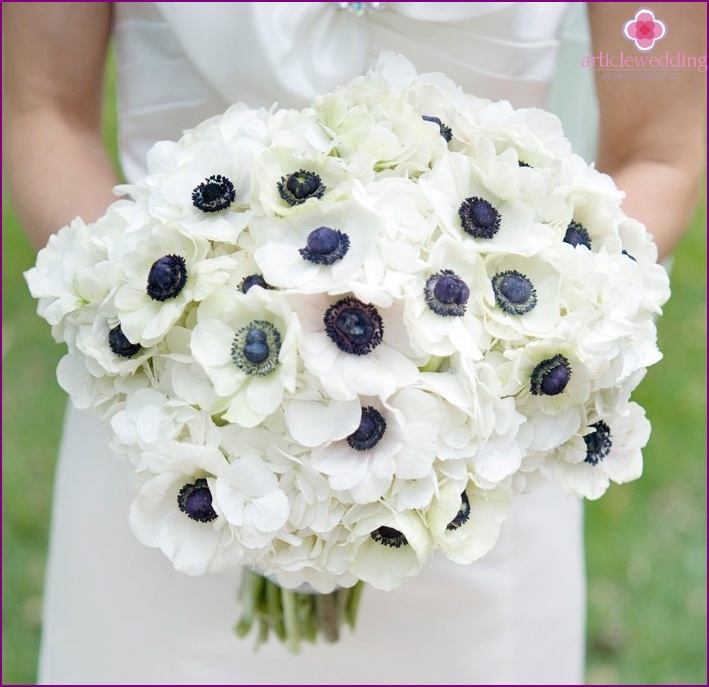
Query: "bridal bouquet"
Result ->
[[25, 54, 670, 652]]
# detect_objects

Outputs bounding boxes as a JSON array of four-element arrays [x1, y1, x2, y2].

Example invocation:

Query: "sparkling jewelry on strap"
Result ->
[[336, 2, 386, 17]]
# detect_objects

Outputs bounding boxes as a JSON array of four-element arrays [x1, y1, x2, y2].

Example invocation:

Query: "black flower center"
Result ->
[[146, 255, 187, 302], [240, 274, 271, 294], [583, 421, 613, 465], [459, 197, 501, 239], [299, 226, 350, 265], [323, 297, 384, 355], [530, 354, 572, 396], [446, 491, 471, 531], [371, 525, 408, 548], [424, 269, 470, 316], [108, 324, 142, 358], [231, 320, 282, 376], [347, 406, 387, 451], [177, 478, 217, 523], [192, 174, 236, 213], [518, 160, 532, 168], [278, 169, 326, 206], [563, 220, 592, 250], [422, 115, 452, 142], [492, 270, 537, 315]]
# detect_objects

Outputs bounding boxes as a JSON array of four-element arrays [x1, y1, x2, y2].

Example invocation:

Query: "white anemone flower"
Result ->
[[497, 342, 591, 449], [404, 236, 491, 358], [552, 402, 650, 500], [288, 291, 423, 401], [481, 249, 562, 343], [141, 139, 254, 243], [343, 503, 432, 591], [213, 453, 290, 550], [419, 152, 556, 257], [310, 389, 442, 504], [114, 225, 234, 346], [426, 480, 512, 564], [128, 440, 246, 575], [251, 189, 384, 295], [190, 287, 299, 427], [250, 146, 352, 217]]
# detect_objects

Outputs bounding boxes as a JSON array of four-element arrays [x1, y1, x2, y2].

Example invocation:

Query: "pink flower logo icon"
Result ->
[[623, 8, 667, 52]]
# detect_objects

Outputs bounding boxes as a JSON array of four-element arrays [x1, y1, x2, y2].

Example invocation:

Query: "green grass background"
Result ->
[[2, 60, 706, 685]]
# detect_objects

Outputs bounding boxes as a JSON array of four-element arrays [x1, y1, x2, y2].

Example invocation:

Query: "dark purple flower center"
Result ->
[[177, 478, 217, 523], [278, 169, 326, 206], [422, 115, 452, 142], [323, 297, 384, 355], [446, 491, 471, 531], [424, 269, 470, 316], [299, 226, 350, 265], [531, 354, 572, 396], [240, 274, 270, 294], [563, 220, 592, 250], [192, 174, 236, 213], [492, 270, 537, 315], [459, 197, 501, 239], [108, 324, 142, 358], [583, 421, 613, 465], [371, 525, 408, 548], [347, 406, 387, 451], [146, 255, 187, 302], [231, 320, 281, 376]]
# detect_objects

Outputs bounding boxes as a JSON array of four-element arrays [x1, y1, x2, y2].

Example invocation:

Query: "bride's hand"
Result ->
[[588, 2, 706, 261], [3, 2, 119, 249]]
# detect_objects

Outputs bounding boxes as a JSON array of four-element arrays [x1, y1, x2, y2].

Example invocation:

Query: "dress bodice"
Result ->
[[113, 2, 574, 182]]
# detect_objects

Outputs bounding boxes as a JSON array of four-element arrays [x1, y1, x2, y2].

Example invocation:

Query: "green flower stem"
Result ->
[[345, 580, 365, 629], [235, 572, 367, 653], [281, 587, 301, 654], [419, 355, 446, 372], [266, 577, 286, 641], [315, 589, 340, 643]]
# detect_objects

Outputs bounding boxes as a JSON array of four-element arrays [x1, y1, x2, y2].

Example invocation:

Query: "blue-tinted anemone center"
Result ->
[[492, 270, 537, 315], [323, 297, 384, 355], [347, 406, 387, 451], [278, 169, 326, 206], [231, 320, 282, 376], [424, 269, 469, 317], [146, 255, 187, 302], [459, 197, 501, 239], [192, 174, 236, 213], [530, 354, 572, 396], [299, 226, 350, 265], [177, 478, 217, 523], [563, 220, 592, 250], [371, 525, 408, 548], [108, 324, 142, 358], [422, 115, 452, 142], [583, 421, 613, 465], [240, 274, 270, 293], [446, 491, 471, 531]]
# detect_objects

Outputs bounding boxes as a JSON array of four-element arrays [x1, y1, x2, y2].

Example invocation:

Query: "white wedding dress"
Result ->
[[38, 3, 595, 684]]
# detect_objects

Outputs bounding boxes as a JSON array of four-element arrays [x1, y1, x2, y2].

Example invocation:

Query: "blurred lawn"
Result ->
[[2, 59, 706, 686]]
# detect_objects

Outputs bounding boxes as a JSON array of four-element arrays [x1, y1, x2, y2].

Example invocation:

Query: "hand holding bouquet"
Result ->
[[25, 53, 670, 651]]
